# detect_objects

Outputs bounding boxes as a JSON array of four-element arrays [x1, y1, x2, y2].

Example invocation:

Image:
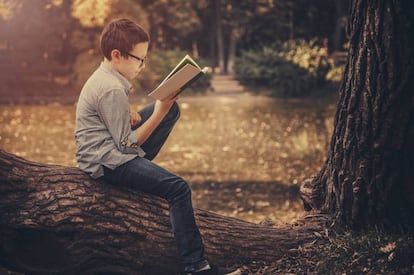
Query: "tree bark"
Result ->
[[331, 0, 348, 52], [301, 0, 414, 230], [214, 0, 226, 74], [0, 150, 324, 274], [227, 27, 238, 75], [227, 1, 241, 75]]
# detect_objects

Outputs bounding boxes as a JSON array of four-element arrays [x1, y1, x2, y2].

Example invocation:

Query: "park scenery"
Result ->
[[0, 1, 413, 274]]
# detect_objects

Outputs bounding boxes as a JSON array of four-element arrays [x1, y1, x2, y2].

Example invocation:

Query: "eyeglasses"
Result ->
[[124, 52, 146, 67]]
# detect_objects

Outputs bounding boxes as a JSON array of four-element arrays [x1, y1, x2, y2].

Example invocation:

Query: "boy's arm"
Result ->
[[135, 95, 178, 145], [98, 90, 142, 154]]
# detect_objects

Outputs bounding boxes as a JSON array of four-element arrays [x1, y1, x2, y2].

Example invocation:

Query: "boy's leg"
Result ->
[[134, 101, 180, 160], [102, 157, 208, 272]]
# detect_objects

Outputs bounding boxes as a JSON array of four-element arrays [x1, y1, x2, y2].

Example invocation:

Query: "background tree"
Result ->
[[331, 0, 350, 52], [204, 0, 339, 74], [0, 0, 346, 91], [0, 0, 75, 89], [238, 0, 336, 50], [140, 0, 201, 51], [213, 0, 224, 73], [301, 0, 414, 230]]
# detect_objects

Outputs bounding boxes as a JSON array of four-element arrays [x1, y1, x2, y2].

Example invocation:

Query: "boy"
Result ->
[[75, 18, 240, 275]]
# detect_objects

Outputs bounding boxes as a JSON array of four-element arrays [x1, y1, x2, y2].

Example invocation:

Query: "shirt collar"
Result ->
[[99, 61, 133, 95]]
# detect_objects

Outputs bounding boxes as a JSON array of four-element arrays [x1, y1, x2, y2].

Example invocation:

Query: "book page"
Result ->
[[160, 55, 200, 85], [148, 64, 201, 100]]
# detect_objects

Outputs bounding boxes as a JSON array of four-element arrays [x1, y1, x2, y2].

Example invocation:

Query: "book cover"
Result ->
[[148, 55, 208, 101]]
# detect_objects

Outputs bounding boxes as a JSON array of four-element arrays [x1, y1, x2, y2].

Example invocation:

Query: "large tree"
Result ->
[[301, 0, 414, 230]]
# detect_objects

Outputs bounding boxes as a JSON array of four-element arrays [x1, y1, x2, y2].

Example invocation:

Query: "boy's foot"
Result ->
[[187, 265, 241, 275]]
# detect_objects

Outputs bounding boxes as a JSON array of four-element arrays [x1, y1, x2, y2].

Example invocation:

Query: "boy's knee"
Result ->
[[169, 179, 191, 202], [176, 180, 190, 196], [168, 102, 180, 122]]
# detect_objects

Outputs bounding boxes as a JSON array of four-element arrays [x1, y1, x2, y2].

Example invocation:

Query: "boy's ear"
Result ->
[[111, 49, 122, 61]]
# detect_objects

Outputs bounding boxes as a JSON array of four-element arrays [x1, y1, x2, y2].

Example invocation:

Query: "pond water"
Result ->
[[0, 93, 336, 224]]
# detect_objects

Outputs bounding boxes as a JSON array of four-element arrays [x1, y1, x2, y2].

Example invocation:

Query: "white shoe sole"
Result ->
[[225, 269, 242, 275]]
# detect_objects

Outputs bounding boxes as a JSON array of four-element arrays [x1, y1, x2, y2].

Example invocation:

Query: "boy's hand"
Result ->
[[155, 90, 180, 115], [130, 111, 142, 127], [135, 90, 180, 145], [167, 89, 181, 101]]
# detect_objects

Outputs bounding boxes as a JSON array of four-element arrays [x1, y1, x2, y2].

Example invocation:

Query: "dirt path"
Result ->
[[210, 74, 245, 94]]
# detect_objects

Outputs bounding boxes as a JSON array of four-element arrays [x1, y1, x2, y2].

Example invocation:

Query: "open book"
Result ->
[[148, 55, 209, 100]]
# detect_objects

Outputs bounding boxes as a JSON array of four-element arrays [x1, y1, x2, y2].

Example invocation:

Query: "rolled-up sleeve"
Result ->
[[97, 89, 144, 156]]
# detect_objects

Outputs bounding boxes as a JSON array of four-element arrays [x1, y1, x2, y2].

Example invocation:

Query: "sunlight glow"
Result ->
[[72, 0, 113, 27], [0, 0, 21, 20]]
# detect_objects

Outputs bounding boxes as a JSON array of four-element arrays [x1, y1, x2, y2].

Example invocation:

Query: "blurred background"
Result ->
[[0, 0, 349, 224], [0, 0, 348, 101]]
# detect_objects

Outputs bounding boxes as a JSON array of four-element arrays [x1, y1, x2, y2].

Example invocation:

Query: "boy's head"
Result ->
[[100, 18, 150, 80], [100, 18, 149, 61]]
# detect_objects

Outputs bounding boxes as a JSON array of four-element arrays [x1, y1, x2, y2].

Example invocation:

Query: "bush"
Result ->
[[135, 49, 212, 95], [235, 39, 336, 97], [325, 63, 345, 83]]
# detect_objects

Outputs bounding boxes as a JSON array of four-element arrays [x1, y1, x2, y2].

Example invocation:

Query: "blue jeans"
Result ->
[[102, 102, 207, 272]]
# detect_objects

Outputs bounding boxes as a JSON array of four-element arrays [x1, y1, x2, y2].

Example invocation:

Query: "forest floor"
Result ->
[[1, 77, 413, 274], [241, 222, 414, 274], [0, 229, 412, 275]]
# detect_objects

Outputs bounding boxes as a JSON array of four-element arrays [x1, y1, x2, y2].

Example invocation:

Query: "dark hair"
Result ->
[[100, 18, 149, 60]]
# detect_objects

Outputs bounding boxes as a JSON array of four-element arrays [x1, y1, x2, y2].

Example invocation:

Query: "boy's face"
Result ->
[[114, 42, 149, 80]]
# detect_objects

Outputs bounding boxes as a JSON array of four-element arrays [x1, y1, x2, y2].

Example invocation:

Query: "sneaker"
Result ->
[[187, 265, 241, 275]]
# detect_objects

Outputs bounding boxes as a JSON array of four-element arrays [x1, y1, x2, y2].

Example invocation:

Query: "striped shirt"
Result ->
[[75, 62, 145, 178]]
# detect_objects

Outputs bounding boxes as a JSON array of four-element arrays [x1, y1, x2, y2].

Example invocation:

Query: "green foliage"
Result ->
[[140, 0, 201, 50], [71, 0, 148, 30], [0, 0, 20, 20], [1, 0, 345, 95], [135, 49, 212, 95], [325, 63, 345, 83], [235, 39, 336, 97]]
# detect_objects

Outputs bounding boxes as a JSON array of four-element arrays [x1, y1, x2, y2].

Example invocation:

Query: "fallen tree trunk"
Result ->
[[0, 150, 325, 274]]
